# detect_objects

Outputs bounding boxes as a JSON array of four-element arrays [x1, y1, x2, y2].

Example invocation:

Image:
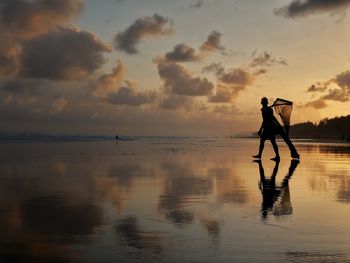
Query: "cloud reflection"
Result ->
[[115, 217, 163, 255]]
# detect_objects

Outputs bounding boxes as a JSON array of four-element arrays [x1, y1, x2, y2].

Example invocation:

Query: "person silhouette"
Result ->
[[252, 97, 300, 160], [254, 159, 299, 219]]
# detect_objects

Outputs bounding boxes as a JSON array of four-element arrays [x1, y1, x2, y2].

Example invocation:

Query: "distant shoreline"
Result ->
[[0, 133, 215, 143], [0, 132, 349, 144]]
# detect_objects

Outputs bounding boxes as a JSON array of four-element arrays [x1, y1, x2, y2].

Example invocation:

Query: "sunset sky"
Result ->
[[1, 0, 350, 136]]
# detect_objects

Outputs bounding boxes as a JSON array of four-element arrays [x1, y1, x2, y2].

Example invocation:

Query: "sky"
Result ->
[[1, 0, 350, 136]]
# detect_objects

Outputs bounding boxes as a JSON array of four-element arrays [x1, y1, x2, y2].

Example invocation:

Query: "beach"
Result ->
[[1, 138, 350, 262]]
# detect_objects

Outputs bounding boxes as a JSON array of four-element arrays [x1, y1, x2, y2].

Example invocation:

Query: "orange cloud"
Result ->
[[90, 60, 126, 97]]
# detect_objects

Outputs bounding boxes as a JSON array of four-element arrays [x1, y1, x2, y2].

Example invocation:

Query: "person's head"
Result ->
[[261, 97, 268, 107]]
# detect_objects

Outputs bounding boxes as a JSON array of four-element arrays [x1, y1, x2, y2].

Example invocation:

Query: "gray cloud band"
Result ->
[[275, 0, 350, 18], [305, 69, 350, 108]]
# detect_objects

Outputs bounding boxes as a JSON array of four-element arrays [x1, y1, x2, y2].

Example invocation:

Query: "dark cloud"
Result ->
[[106, 86, 156, 106], [304, 69, 350, 104], [249, 51, 287, 68], [274, 0, 350, 18], [0, 79, 45, 96], [114, 14, 174, 54], [307, 82, 329, 92], [157, 61, 214, 96], [202, 63, 225, 75], [305, 98, 328, 109], [161, 31, 226, 63], [307, 70, 350, 102], [200, 30, 225, 53], [203, 63, 253, 87], [219, 68, 253, 86], [190, 0, 204, 8], [164, 43, 200, 62], [0, 0, 85, 79], [20, 26, 111, 80], [333, 69, 350, 88], [246, 50, 288, 77], [0, 0, 83, 39], [322, 88, 350, 102]]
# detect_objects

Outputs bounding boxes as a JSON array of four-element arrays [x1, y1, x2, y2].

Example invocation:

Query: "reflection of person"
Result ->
[[252, 97, 300, 160], [254, 159, 299, 219]]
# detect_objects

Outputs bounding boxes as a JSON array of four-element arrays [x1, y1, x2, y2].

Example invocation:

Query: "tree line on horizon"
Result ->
[[290, 115, 350, 140]]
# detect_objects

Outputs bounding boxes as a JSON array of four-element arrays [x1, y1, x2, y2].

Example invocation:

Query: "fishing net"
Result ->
[[271, 98, 293, 135], [272, 187, 292, 217]]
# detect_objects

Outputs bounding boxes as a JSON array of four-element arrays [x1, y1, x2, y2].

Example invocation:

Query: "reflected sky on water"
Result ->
[[1, 139, 350, 262]]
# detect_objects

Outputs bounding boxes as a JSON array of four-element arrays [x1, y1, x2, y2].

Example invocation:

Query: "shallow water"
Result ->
[[1, 139, 350, 262]]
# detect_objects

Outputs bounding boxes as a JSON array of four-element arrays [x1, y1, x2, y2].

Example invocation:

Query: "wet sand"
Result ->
[[0, 138, 350, 262]]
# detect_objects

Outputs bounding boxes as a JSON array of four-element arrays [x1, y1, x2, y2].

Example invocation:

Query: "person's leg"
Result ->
[[279, 131, 299, 158], [253, 137, 266, 158], [270, 137, 280, 160]]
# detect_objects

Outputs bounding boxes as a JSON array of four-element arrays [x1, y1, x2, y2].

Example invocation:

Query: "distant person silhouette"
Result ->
[[252, 97, 299, 160], [254, 159, 299, 219]]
